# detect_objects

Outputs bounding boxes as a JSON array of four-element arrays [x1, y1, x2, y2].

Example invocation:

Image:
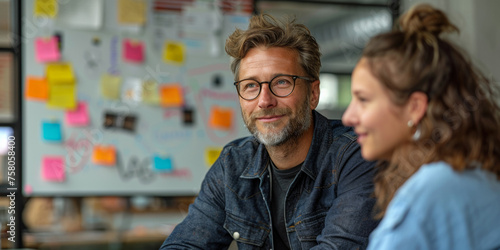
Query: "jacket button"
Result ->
[[233, 232, 240, 240]]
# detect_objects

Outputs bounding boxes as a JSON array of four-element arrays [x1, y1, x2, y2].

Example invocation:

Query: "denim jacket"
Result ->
[[161, 111, 379, 249]]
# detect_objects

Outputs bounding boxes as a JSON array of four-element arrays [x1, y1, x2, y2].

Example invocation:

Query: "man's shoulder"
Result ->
[[328, 119, 357, 141], [314, 111, 357, 142]]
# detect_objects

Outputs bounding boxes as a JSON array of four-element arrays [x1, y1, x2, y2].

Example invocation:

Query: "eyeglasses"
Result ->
[[234, 74, 313, 101]]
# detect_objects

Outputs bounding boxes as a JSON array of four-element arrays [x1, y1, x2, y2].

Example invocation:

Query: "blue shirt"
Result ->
[[161, 111, 379, 249], [368, 161, 500, 250]]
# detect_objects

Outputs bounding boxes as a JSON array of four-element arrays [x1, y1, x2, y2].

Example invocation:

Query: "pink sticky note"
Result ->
[[42, 156, 65, 182], [35, 37, 61, 62], [65, 101, 90, 126], [123, 39, 144, 63]]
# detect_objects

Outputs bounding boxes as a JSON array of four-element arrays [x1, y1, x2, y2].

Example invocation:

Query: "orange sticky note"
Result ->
[[65, 101, 90, 126], [123, 39, 144, 63], [25, 76, 49, 101], [209, 106, 233, 130], [160, 84, 184, 107], [35, 37, 60, 62], [163, 41, 185, 65], [92, 145, 116, 166], [41, 156, 65, 182]]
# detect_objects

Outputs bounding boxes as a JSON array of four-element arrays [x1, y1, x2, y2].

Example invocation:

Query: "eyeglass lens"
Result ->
[[238, 75, 296, 100]]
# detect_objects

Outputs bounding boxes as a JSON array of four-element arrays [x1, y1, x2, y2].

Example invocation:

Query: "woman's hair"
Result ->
[[224, 14, 321, 81], [362, 4, 500, 217]]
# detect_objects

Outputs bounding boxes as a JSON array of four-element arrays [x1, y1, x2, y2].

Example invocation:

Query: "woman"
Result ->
[[342, 3, 500, 249]]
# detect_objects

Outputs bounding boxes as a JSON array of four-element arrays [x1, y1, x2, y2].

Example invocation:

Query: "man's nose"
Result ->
[[258, 84, 277, 109]]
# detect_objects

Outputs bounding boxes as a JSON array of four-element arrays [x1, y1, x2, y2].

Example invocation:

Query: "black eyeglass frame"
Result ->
[[233, 74, 313, 101]]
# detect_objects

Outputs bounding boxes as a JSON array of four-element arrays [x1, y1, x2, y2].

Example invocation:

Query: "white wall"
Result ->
[[402, 0, 499, 82]]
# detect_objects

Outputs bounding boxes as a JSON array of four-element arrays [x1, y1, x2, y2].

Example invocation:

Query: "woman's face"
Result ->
[[342, 58, 412, 161]]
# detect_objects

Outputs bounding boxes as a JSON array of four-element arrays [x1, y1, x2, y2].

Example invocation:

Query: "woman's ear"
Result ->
[[407, 91, 428, 124]]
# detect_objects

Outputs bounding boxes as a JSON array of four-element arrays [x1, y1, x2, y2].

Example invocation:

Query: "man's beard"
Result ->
[[242, 95, 312, 147]]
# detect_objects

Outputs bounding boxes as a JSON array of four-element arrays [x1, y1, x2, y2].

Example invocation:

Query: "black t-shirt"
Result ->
[[270, 160, 302, 250]]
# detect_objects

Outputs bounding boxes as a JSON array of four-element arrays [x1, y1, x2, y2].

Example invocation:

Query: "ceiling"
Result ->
[[255, 0, 397, 73]]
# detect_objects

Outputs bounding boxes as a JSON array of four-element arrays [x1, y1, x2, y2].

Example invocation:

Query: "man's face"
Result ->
[[238, 47, 318, 146]]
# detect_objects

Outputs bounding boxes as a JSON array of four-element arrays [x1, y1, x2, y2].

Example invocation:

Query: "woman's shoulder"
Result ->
[[397, 161, 500, 208]]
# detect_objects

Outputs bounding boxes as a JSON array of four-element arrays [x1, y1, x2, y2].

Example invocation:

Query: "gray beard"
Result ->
[[243, 96, 312, 147]]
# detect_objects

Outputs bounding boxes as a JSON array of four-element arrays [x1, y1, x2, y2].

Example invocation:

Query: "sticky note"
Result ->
[[205, 147, 222, 166], [42, 121, 62, 142], [46, 63, 75, 85], [117, 0, 146, 25], [47, 84, 76, 109], [100, 74, 122, 100], [41, 156, 65, 182], [25, 76, 49, 101], [34, 0, 58, 18], [163, 41, 185, 65], [123, 39, 144, 63], [65, 101, 90, 126], [209, 106, 233, 130], [122, 78, 142, 103], [142, 81, 160, 105], [152, 155, 173, 172], [159, 84, 184, 107], [35, 37, 61, 62], [103, 112, 118, 128], [183, 108, 194, 125], [92, 145, 116, 166]]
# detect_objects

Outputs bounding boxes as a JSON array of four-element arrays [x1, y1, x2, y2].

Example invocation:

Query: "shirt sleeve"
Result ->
[[159, 157, 233, 249], [312, 140, 380, 250]]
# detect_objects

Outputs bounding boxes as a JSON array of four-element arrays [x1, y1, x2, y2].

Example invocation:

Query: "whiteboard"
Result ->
[[22, 0, 251, 196]]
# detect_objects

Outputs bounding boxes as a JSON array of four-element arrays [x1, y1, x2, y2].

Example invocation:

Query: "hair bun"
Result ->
[[399, 4, 458, 37]]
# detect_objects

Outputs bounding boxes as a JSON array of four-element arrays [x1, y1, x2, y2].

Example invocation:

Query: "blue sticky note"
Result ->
[[153, 155, 173, 172], [42, 121, 62, 142]]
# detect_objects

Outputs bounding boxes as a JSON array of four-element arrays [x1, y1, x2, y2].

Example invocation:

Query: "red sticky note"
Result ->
[[92, 145, 116, 166], [35, 37, 61, 62], [65, 101, 90, 126], [42, 156, 65, 182], [123, 39, 144, 63], [209, 106, 233, 130]]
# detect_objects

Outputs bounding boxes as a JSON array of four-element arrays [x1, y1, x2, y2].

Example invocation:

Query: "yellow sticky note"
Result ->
[[100, 74, 122, 100], [142, 80, 160, 105], [25, 76, 49, 101], [205, 147, 222, 167], [34, 0, 57, 18], [117, 0, 146, 25], [46, 63, 75, 85], [209, 106, 233, 130], [160, 84, 184, 107], [47, 84, 76, 109], [163, 41, 185, 65], [92, 145, 116, 166]]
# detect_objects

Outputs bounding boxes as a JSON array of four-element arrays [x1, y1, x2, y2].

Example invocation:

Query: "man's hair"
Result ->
[[363, 4, 500, 217], [225, 14, 321, 81]]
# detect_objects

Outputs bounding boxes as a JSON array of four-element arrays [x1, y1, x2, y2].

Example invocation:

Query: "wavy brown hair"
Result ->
[[362, 4, 500, 218], [224, 14, 321, 81]]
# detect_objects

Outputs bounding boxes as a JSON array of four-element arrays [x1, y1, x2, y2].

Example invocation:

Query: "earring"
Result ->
[[413, 126, 421, 141], [407, 120, 421, 141]]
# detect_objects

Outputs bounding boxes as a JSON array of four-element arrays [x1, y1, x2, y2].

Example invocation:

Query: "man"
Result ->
[[161, 14, 378, 250]]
